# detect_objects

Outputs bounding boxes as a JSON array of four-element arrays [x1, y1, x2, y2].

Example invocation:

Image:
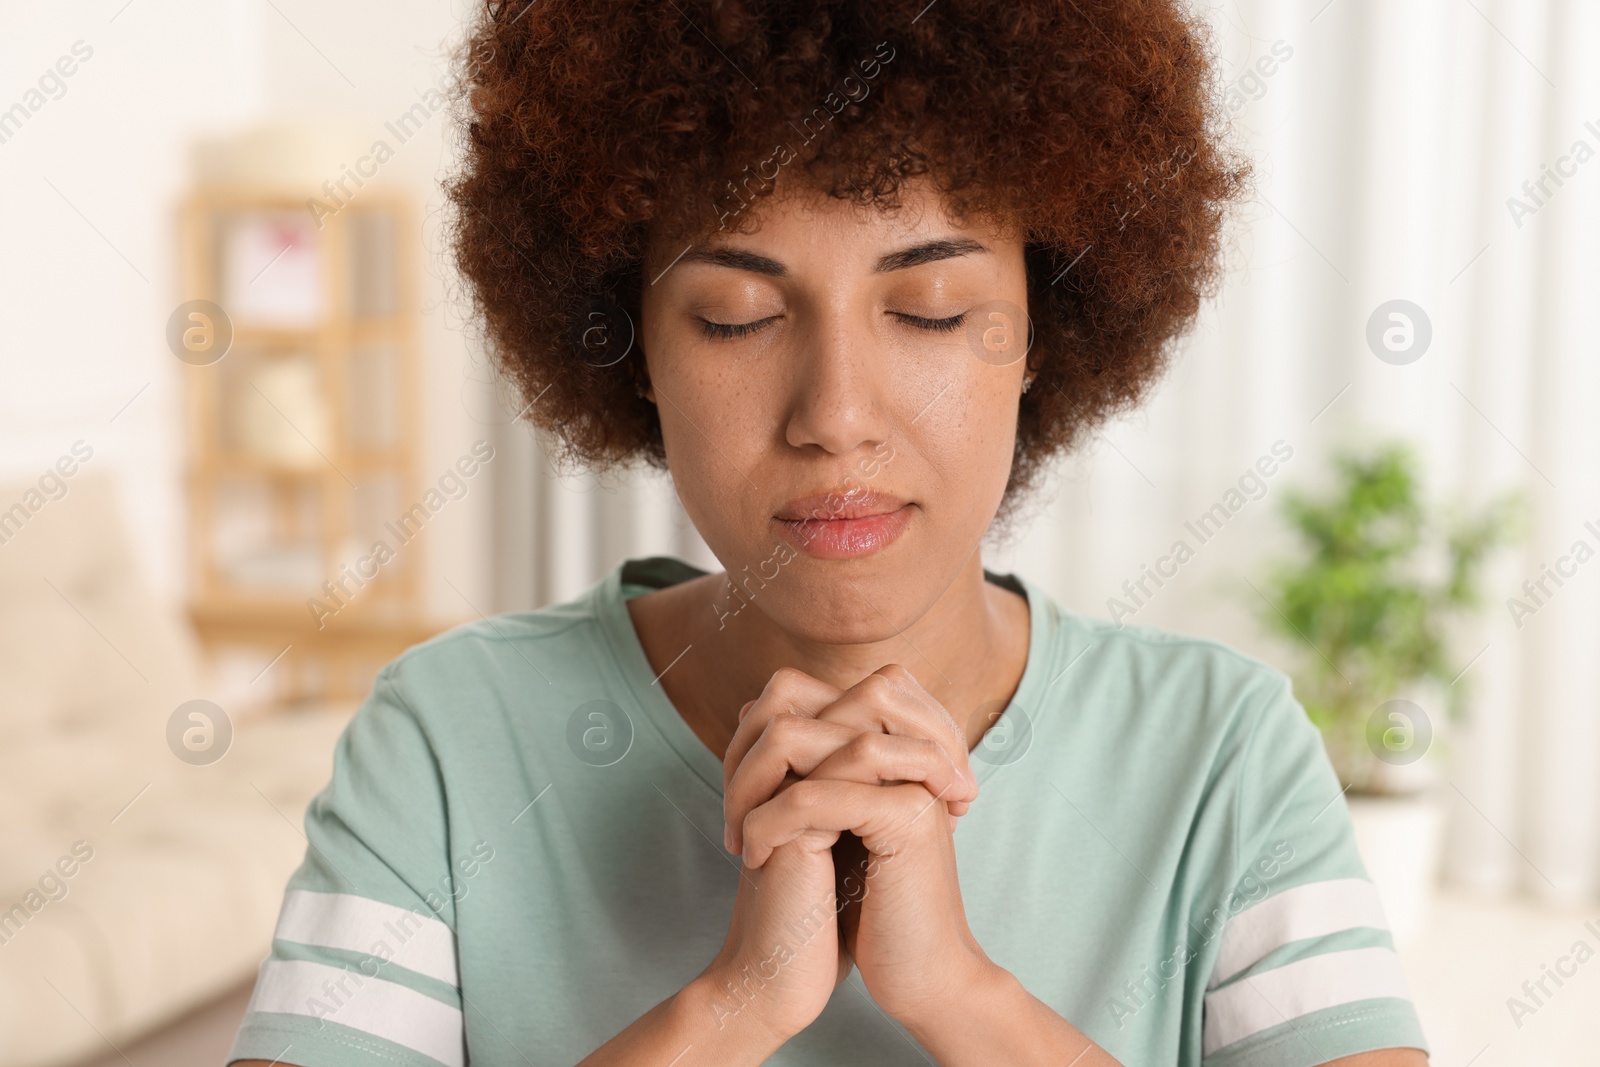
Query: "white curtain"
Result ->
[[491, 0, 1600, 907]]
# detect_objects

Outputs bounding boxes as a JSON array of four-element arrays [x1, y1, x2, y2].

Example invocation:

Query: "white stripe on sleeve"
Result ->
[[275, 890, 459, 986], [1210, 878, 1390, 988], [1202, 945, 1413, 1056], [245, 958, 465, 1067]]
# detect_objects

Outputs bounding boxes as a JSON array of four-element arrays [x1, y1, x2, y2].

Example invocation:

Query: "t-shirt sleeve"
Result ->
[[1198, 671, 1430, 1067], [227, 661, 477, 1067]]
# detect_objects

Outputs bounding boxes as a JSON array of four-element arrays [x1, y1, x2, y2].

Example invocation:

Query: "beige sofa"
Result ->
[[0, 472, 355, 1067]]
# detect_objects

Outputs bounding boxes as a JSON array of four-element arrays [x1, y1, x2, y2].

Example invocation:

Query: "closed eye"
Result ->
[[893, 311, 967, 333], [699, 315, 780, 340], [698, 310, 968, 339]]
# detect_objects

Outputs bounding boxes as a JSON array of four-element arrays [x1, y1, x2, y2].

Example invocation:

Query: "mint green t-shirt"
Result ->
[[228, 555, 1428, 1067]]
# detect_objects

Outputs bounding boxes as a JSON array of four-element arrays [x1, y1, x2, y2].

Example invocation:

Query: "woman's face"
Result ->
[[639, 176, 1030, 643]]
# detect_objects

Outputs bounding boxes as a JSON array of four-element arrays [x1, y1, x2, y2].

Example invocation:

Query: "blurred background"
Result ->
[[1, 0, 1596, 1064]]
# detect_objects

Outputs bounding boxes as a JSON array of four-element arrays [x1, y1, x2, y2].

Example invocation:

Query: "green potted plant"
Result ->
[[1252, 441, 1520, 937]]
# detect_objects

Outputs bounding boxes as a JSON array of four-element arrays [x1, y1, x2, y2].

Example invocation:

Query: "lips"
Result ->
[[773, 488, 909, 522], [772, 488, 914, 560]]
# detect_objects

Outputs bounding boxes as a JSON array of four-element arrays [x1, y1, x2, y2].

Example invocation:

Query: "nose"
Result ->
[[783, 312, 892, 456]]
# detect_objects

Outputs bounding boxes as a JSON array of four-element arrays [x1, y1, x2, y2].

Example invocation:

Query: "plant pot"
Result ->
[[1344, 790, 1447, 947]]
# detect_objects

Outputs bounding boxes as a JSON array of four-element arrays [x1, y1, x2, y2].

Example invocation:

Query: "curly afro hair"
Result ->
[[446, 0, 1252, 523]]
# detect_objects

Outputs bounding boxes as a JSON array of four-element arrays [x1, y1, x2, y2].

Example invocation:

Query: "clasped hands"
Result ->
[[705, 662, 999, 1046]]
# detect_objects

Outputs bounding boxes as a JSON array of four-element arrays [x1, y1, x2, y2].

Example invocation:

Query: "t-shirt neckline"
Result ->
[[593, 554, 1052, 796]]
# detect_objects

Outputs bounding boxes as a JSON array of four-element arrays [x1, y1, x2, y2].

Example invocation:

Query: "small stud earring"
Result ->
[[1022, 373, 1035, 394]]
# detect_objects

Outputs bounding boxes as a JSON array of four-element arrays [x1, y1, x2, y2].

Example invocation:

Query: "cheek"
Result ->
[[905, 368, 1021, 511], [639, 307, 778, 550], [654, 363, 776, 545]]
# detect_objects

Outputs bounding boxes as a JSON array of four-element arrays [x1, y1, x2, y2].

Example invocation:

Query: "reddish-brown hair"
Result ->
[[447, 0, 1251, 525]]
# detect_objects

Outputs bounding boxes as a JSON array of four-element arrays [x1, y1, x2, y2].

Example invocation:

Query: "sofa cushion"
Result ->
[[0, 471, 199, 745], [0, 706, 355, 1067], [0, 470, 362, 1067]]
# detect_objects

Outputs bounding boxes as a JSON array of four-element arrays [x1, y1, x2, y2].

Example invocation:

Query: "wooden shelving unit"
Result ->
[[178, 187, 441, 705]]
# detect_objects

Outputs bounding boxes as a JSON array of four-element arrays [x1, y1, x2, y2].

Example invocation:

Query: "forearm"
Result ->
[[900, 963, 1122, 1067], [577, 971, 790, 1067]]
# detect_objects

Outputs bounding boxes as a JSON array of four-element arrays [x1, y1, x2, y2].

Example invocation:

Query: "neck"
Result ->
[[629, 551, 1029, 761]]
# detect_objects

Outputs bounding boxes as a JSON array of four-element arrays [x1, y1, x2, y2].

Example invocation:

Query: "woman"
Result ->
[[230, 1, 1430, 1064]]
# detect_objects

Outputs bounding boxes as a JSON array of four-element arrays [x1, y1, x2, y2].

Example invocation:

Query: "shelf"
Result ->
[[189, 454, 412, 480], [191, 595, 442, 633], [228, 324, 321, 345], [180, 183, 425, 706]]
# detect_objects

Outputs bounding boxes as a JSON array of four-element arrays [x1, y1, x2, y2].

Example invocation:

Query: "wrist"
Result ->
[[899, 962, 1106, 1067], [895, 954, 1013, 1043], [677, 968, 796, 1063]]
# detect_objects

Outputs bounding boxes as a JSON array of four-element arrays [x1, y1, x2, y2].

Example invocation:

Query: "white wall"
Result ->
[[0, 0, 493, 621]]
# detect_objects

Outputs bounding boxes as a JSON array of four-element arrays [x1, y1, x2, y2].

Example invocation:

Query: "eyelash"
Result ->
[[697, 311, 968, 340], [895, 311, 967, 333], [700, 317, 776, 340]]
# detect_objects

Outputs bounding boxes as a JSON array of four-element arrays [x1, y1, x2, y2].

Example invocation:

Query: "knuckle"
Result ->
[[786, 778, 826, 812], [768, 666, 811, 694], [859, 672, 900, 701], [864, 671, 902, 697], [876, 663, 918, 687], [849, 730, 890, 759], [766, 710, 807, 743]]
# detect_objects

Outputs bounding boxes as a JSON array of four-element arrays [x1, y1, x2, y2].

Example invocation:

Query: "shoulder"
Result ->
[[348, 592, 618, 744], [1028, 594, 1351, 890], [1038, 589, 1301, 743], [387, 591, 601, 684], [1015, 585, 1328, 833]]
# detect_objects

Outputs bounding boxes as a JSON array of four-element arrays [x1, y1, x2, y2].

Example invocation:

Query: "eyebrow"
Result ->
[[676, 236, 990, 278]]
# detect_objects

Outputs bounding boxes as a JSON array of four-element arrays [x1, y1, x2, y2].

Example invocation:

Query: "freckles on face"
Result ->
[[638, 180, 1030, 631]]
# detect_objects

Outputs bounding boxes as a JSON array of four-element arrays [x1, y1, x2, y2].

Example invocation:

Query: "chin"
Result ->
[[759, 558, 928, 643]]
